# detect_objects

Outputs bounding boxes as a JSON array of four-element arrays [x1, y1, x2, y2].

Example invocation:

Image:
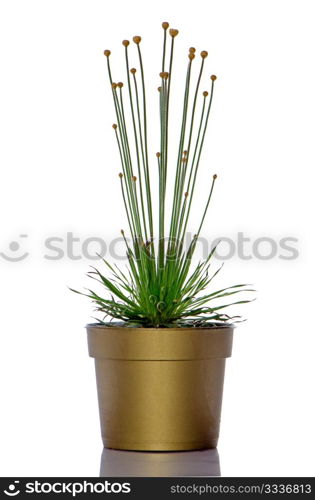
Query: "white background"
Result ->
[[0, 0, 314, 477]]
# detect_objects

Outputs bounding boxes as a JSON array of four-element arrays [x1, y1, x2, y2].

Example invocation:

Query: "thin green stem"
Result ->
[[180, 78, 216, 239], [124, 48, 148, 241], [136, 44, 154, 241]]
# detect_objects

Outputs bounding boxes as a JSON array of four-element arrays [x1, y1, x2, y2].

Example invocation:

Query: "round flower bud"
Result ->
[[169, 28, 179, 37]]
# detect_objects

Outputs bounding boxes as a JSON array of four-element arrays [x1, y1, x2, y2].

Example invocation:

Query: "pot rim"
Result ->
[[86, 322, 235, 331], [86, 324, 234, 360]]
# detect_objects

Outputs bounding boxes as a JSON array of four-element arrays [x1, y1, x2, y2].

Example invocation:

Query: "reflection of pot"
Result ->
[[87, 325, 233, 451], [100, 448, 221, 477]]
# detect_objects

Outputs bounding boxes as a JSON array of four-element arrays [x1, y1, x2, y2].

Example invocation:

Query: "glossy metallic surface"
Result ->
[[87, 326, 233, 451]]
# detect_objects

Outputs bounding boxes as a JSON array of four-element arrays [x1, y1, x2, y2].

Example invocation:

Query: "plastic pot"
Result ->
[[87, 325, 233, 451]]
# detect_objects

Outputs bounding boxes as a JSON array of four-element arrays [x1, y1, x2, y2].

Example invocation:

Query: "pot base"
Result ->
[[102, 439, 218, 452]]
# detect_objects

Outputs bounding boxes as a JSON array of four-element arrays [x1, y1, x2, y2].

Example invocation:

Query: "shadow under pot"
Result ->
[[86, 324, 234, 451]]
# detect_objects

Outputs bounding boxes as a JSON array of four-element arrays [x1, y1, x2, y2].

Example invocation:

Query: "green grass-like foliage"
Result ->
[[72, 23, 253, 327]]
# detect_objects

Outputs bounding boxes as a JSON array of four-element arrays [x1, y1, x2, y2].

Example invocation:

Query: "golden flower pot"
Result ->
[[87, 325, 234, 451]]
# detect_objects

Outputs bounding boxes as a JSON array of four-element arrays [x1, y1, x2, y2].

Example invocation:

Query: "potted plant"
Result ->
[[72, 22, 252, 451]]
